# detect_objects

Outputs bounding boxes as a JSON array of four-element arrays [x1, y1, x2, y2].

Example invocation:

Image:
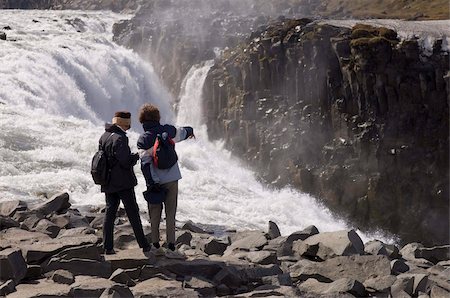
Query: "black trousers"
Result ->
[[103, 188, 149, 250]]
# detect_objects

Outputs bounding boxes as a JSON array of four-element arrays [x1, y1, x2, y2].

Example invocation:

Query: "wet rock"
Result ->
[[70, 275, 116, 297], [0, 279, 15, 296], [52, 269, 75, 285], [184, 276, 216, 297], [45, 257, 112, 278], [109, 268, 136, 287], [298, 277, 366, 297], [8, 279, 71, 298], [0, 248, 27, 283], [198, 237, 229, 255], [363, 275, 396, 293], [0, 200, 27, 217], [0, 215, 19, 230], [34, 218, 61, 238], [391, 259, 410, 274], [303, 229, 364, 257], [268, 221, 281, 239], [33, 192, 71, 215]]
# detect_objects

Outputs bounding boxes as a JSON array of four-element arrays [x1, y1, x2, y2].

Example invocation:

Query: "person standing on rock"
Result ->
[[99, 111, 151, 254], [137, 104, 194, 257]]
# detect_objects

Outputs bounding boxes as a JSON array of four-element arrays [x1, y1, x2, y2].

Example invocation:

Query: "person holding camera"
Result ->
[[99, 111, 150, 254], [137, 104, 194, 257]]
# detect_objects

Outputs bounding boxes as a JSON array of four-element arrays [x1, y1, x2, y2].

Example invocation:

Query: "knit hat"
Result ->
[[112, 111, 131, 127]]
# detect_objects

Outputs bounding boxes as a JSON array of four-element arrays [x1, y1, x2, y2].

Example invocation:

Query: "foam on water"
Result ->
[[0, 10, 395, 243]]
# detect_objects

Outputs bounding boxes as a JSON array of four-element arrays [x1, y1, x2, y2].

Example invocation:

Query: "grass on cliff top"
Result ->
[[350, 24, 399, 47], [317, 0, 449, 20]]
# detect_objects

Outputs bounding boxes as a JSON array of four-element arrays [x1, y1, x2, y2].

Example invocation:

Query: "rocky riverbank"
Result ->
[[1, 193, 449, 297]]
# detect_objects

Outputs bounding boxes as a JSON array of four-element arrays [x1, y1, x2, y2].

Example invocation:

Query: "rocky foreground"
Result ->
[[0, 193, 449, 297]]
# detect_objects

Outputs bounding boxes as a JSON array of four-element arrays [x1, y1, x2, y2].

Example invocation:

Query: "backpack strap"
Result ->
[[99, 132, 115, 150]]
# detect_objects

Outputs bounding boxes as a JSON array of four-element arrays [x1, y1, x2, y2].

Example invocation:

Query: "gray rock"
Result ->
[[268, 221, 281, 239], [243, 264, 283, 281], [292, 239, 336, 260], [45, 258, 112, 278], [398, 273, 429, 296], [277, 226, 319, 257], [363, 275, 397, 293], [430, 285, 450, 298], [176, 230, 193, 246], [224, 232, 268, 255], [52, 243, 101, 261], [216, 284, 231, 296], [400, 243, 450, 264], [0, 248, 27, 282], [0, 215, 19, 230], [235, 285, 299, 297], [138, 265, 176, 281], [385, 243, 401, 259], [182, 220, 208, 234], [33, 192, 71, 215], [0, 32, 6, 40], [184, 276, 216, 297], [391, 275, 414, 297], [105, 248, 156, 271], [298, 277, 366, 297], [100, 284, 134, 298], [392, 259, 411, 274], [261, 273, 293, 286], [22, 234, 98, 264], [198, 237, 229, 255], [8, 279, 71, 298], [57, 226, 95, 238], [263, 236, 287, 252], [109, 268, 136, 286], [70, 275, 116, 297], [213, 266, 245, 288], [290, 255, 391, 283], [50, 214, 71, 228], [52, 269, 75, 285], [132, 277, 199, 297], [0, 200, 27, 217], [0, 228, 51, 249], [89, 214, 105, 229], [303, 229, 364, 256], [0, 280, 15, 296], [245, 250, 277, 265], [157, 259, 224, 281], [21, 213, 44, 230], [365, 240, 389, 256], [34, 218, 61, 238], [24, 264, 42, 280]]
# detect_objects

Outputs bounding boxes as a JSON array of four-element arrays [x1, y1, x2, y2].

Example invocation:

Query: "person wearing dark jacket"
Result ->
[[137, 104, 194, 256], [99, 111, 150, 254]]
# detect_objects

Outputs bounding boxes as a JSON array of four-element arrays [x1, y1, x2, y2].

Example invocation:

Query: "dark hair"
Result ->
[[139, 104, 161, 123], [114, 111, 131, 119]]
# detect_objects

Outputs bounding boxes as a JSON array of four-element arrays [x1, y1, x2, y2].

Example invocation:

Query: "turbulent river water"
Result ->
[[0, 10, 392, 242]]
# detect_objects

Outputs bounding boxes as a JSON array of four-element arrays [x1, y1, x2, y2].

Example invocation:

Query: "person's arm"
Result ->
[[169, 125, 194, 143], [112, 136, 138, 169]]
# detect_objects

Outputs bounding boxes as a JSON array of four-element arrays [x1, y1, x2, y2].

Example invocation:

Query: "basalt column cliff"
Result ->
[[203, 20, 449, 245]]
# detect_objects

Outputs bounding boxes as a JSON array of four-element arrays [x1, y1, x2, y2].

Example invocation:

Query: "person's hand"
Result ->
[[188, 133, 196, 140], [148, 183, 161, 192], [131, 153, 140, 164]]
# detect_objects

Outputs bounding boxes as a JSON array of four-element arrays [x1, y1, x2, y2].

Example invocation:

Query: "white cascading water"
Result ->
[[0, 10, 392, 242]]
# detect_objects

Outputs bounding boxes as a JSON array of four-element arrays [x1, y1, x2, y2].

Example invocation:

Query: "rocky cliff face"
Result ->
[[0, 0, 141, 11], [203, 20, 449, 245]]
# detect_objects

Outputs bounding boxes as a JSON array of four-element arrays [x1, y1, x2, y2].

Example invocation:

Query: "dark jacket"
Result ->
[[137, 121, 193, 186], [100, 123, 138, 194]]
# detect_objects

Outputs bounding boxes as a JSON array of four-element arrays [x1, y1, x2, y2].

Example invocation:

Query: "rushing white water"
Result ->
[[0, 10, 393, 243]]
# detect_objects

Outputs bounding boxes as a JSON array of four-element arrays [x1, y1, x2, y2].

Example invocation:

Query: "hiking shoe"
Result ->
[[104, 249, 116, 255], [165, 249, 185, 260]]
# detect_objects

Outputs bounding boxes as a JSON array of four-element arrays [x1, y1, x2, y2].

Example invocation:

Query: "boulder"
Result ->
[[45, 258, 112, 278], [298, 278, 366, 297], [34, 219, 61, 238], [100, 284, 134, 298], [277, 226, 319, 256], [400, 243, 450, 264], [138, 265, 176, 281], [365, 240, 389, 256], [105, 248, 156, 271], [292, 239, 336, 260], [21, 213, 44, 230], [198, 237, 228, 255], [90, 214, 105, 229], [33, 192, 71, 215], [70, 275, 116, 297], [24, 264, 42, 280], [132, 277, 199, 297], [398, 273, 429, 295], [303, 229, 364, 257], [22, 234, 98, 264], [430, 285, 450, 298], [0, 32, 6, 40], [391, 275, 414, 297], [52, 269, 75, 285], [290, 255, 391, 283], [0, 215, 19, 230], [363, 275, 396, 293], [8, 279, 71, 298], [243, 264, 283, 281], [50, 214, 71, 228], [224, 232, 268, 255], [213, 266, 246, 289], [0, 248, 27, 282], [261, 273, 293, 286], [391, 259, 410, 274], [263, 236, 287, 252], [184, 276, 216, 297], [52, 243, 101, 261], [0, 280, 15, 296], [245, 250, 277, 265], [158, 259, 224, 281], [176, 230, 193, 246], [0, 228, 51, 248], [235, 285, 299, 297], [109, 268, 136, 286], [57, 226, 95, 238], [0, 200, 27, 217], [182, 220, 209, 234], [268, 221, 281, 239]]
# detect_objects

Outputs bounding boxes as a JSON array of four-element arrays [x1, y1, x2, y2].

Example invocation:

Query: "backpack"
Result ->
[[153, 132, 178, 169], [91, 133, 114, 185]]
